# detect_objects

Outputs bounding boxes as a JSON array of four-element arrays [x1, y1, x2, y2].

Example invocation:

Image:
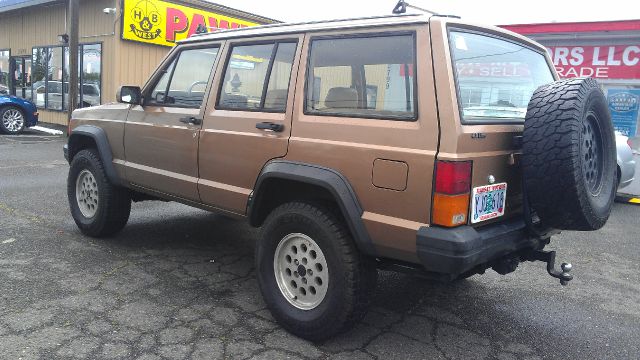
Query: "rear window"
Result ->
[[449, 30, 554, 123]]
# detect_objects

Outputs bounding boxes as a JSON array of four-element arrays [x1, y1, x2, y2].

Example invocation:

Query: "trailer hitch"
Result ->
[[523, 250, 573, 286]]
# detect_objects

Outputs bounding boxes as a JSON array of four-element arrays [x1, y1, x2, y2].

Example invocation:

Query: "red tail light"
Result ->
[[432, 160, 472, 227], [435, 161, 472, 195]]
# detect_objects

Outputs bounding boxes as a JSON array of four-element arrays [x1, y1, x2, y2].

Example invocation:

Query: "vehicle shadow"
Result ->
[[94, 208, 580, 357]]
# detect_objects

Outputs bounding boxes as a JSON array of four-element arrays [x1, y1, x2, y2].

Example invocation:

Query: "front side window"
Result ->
[[449, 30, 554, 122], [305, 34, 416, 120], [217, 41, 297, 112], [148, 47, 219, 108]]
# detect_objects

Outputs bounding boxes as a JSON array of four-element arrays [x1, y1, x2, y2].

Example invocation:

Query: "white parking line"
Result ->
[[0, 160, 68, 169], [31, 126, 64, 135]]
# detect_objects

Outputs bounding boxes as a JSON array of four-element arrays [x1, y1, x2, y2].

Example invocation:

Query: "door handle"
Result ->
[[179, 116, 202, 125], [255, 122, 284, 132]]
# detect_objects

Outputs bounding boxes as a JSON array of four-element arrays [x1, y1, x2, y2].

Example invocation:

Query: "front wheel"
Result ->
[[68, 148, 131, 237], [0, 106, 26, 134], [256, 202, 377, 341]]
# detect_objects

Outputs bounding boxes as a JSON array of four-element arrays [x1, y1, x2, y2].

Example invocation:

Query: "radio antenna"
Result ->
[[392, 0, 440, 15]]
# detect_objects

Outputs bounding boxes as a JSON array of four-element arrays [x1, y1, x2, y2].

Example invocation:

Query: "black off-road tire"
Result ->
[[68, 148, 131, 237], [523, 78, 616, 231], [256, 202, 377, 341]]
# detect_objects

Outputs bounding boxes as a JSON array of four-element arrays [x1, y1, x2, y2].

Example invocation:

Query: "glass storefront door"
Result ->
[[10, 57, 32, 100]]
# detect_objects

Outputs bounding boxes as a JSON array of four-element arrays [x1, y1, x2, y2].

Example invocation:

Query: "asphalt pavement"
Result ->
[[1, 130, 639, 360]]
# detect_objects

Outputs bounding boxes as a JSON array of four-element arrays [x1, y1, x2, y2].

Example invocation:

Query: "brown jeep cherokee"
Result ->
[[64, 14, 617, 340]]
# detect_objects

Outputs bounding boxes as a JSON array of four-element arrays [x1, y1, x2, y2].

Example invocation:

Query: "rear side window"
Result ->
[[217, 41, 297, 112], [148, 47, 219, 108], [449, 30, 554, 122], [305, 34, 416, 120]]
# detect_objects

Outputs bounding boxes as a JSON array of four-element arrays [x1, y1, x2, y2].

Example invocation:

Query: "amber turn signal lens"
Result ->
[[432, 193, 469, 227]]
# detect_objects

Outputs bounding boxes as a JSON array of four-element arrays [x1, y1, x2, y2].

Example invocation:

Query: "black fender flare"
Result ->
[[66, 125, 122, 186], [249, 160, 377, 257]]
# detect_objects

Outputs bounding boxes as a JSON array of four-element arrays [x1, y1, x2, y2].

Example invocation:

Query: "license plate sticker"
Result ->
[[471, 183, 507, 224]]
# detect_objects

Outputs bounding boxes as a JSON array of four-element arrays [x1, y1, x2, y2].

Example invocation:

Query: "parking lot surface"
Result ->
[[1, 131, 639, 359]]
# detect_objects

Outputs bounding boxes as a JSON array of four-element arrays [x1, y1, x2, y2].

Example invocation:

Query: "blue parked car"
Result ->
[[0, 95, 39, 134]]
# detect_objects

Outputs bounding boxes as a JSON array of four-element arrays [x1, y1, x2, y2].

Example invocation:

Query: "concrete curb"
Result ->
[[615, 194, 640, 205], [31, 125, 64, 135]]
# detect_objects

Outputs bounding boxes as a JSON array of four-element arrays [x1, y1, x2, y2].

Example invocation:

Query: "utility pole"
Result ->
[[67, 0, 79, 123]]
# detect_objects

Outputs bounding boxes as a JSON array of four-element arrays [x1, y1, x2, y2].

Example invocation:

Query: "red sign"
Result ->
[[547, 45, 640, 79]]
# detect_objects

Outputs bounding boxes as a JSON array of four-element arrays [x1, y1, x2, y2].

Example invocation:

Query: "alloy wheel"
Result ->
[[75, 169, 99, 218], [273, 233, 329, 310], [2, 108, 24, 133]]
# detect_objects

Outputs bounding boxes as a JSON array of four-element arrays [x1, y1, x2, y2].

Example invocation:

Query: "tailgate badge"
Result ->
[[488, 175, 496, 184]]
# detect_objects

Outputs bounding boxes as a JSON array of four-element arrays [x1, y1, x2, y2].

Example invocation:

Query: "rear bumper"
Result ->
[[63, 144, 69, 162], [416, 218, 545, 275]]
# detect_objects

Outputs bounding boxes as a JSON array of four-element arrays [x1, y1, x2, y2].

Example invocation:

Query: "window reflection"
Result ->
[[47, 47, 63, 110], [0, 50, 9, 95], [32, 43, 102, 111], [82, 44, 101, 107], [32, 48, 47, 107]]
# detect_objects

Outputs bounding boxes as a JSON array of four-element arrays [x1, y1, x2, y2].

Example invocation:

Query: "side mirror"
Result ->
[[117, 85, 142, 105]]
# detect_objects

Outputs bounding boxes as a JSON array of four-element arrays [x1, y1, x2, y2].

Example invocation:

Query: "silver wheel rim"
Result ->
[[75, 169, 99, 218], [273, 233, 329, 310], [2, 108, 24, 133]]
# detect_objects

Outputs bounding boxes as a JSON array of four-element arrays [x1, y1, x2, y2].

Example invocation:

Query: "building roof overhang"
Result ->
[[500, 20, 640, 42], [501, 20, 640, 34], [0, 0, 57, 13]]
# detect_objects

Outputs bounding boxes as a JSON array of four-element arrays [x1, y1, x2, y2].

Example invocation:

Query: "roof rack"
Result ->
[[186, 13, 426, 40]]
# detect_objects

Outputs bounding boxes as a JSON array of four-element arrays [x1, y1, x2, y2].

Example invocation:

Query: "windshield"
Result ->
[[449, 30, 554, 122]]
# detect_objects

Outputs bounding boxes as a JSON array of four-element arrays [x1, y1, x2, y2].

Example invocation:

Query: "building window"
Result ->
[[81, 44, 102, 108], [32, 48, 48, 108], [305, 34, 417, 120], [217, 41, 297, 112], [32, 43, 102, 111], [0, 50, 9, 95], [48, 47, 63, 110]]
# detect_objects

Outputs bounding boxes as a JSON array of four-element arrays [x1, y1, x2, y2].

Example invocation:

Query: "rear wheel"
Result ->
[[0, 106, 26, 134], [256, 202, 377, 341], [68, 149, 131, 237], [523, 78, 616, 230]]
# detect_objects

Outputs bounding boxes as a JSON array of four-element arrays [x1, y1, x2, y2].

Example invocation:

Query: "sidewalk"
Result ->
[[29, 122, 67, 136]]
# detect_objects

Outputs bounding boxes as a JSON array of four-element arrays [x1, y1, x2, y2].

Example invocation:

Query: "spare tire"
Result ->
[[522, 78, 616, 231]]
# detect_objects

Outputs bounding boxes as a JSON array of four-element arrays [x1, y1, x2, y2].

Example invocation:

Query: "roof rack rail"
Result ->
[[391, 1, 460, 19], [188, 13, 424, 39]]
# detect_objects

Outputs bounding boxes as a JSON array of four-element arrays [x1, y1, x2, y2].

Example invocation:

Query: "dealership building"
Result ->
[[502, 20, 640, 147], [0, 0, 275, 125]]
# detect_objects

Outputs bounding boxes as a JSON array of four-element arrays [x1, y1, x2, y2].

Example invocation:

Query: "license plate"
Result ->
[[471, 183, 507, 223]]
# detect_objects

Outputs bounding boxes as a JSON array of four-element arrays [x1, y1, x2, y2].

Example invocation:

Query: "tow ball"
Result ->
[[524, 250, 573, 286]]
